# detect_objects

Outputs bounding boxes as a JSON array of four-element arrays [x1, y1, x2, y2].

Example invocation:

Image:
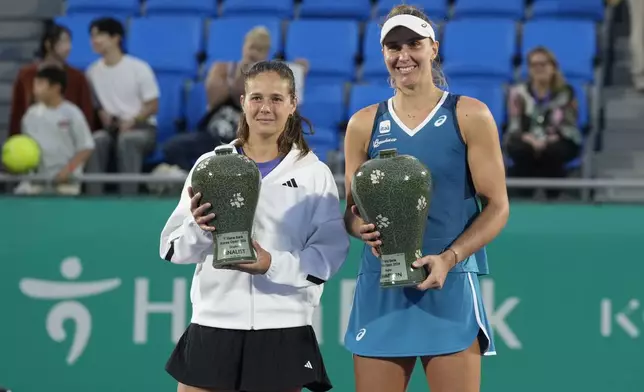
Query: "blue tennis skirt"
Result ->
[[344, 270, 496, 357]]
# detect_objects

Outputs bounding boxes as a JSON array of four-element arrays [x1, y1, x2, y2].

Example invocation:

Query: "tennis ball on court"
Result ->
[[2, 134, 41, 174]]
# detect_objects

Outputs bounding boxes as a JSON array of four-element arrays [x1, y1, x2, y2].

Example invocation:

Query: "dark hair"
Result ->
[[35, 66, 67, 94], [89, 17, 125, 51], [382, 4, 447, 88], [37, 22, 71, 59], [236, 60, 312, 158]]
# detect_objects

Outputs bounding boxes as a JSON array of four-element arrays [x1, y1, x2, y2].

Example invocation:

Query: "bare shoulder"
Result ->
[[207, 62, 230, 78], [347, 104, 379, 137], [345, 103, 380, 151], [455, 95, 497, 144]]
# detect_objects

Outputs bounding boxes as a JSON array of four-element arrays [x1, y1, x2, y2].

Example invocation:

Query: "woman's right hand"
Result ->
[[351, 205, 381, 257], [188, 186, 216, 232]]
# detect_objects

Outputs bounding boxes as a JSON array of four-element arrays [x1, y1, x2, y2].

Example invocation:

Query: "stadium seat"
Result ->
[[375, 0, 449, 21], [348, 84, 393, 117], [362, 21, 388, 84], [565, 156, 582, 170], [185, 81, 208, 131], [569, 79, 590, 130], [441, 19, 517, 82], [452, 0, 524, 20], [299, 84, 345, 129], [221, 0, 294, 18], [285, 20, 360, 86], [155, 74, 186, 144], [299, 0, 371, 20], [446, 79, 506, 129], [145, 0, 217, 17], [531, 0, 605, 22], [65, 0, 140, 17], [56, 14, 128, 69], [305, 127, 339, 163], [522, 19, 597, 82], [127, 16, 204, 77], [206, 17, 282, 66]]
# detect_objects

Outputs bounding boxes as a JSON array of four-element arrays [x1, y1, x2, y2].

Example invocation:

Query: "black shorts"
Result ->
[[166, 323, 332, 391]]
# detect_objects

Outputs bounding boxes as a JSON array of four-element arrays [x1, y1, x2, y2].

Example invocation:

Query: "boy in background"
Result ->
[[15, 66, 94, 195]]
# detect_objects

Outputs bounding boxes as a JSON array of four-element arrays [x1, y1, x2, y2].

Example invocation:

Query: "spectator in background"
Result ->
[[158, 26, 308, 176], [9, 22, 94, 136], [84, 17, 160, 195], [628, 0, 644, 92], [14, 66, 94, 196], [504, 46, 581, 190], [609, 0, 644, 92]]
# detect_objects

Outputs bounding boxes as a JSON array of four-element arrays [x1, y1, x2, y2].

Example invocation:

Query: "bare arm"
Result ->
[[135, 98, 159, 121], [447, 97, 510, 263], [343, 105, 377, 238], [206, 62, 232, 109]]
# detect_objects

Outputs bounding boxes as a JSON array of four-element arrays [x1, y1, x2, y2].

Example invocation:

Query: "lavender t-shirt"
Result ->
[[238, 147, 282, 178]]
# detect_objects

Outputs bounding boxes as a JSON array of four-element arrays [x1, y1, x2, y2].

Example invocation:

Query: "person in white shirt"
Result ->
[[84, 17, 160, 195], [17, 66, 94, 195], [160, 60, 349, 392]]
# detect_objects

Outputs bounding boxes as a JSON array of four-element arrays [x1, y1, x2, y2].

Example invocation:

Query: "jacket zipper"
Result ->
[[249, 275, 254, 329]]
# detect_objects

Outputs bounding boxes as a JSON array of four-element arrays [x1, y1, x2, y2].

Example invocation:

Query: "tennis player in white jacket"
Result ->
[[160, 60, 350, 392]]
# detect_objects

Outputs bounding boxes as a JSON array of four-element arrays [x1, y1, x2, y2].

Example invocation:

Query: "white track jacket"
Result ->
[[159, 142, 350, 330]]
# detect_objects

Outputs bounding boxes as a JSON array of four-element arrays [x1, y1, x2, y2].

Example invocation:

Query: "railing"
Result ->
[[2, 173, 644, 190]]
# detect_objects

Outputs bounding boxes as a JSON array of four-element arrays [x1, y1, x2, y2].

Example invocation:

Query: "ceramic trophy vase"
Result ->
[[351, 149, 433, 288], [191, 145, 262, 267]]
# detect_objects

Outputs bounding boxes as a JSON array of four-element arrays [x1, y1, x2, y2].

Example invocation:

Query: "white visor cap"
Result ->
[[380, 14, 436, 46]]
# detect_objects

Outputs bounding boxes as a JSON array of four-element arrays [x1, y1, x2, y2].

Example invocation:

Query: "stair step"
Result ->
[[598, 167, 644, 178], [0, 81, 13, 104], [592, 169, 644, 202], [602, 134, 644, 150], [0, 60, 24, 82], [0, 21, 42, 40], [0, 39, 38, 62], [594, 152, 635, 171], [0, 0, 63, 18]]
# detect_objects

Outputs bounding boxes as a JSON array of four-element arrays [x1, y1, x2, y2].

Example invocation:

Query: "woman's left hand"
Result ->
[[412, 252, 457, 291], [225, 240, 272, 275]]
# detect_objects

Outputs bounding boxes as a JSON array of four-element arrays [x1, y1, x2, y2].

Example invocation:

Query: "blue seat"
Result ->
[[531, 0, 604, 22], [362, 21, 389, 84], [442, 19, 517, 82], [569, 79, 590, 130], [155, 74, 186, 144], [65, 0, 139, 16], [299, 0, 371, 20], [375, 0, 448, 21], [185, 81, 208, 130], [447, 79, 506, 129], [145, 0, 217, 17], [453, 0, 524, 19], [127, 16, 204, 77], [285, 19, 359, 86], [56, 14, 129, 69], [348, 84, 393, 116], [299, 84, 345, 129], [305, 127, 339, 163], [565, 156, 582, 170], [221, 0, 294, 18], [206, 17, 282, 65], [145, 148, 165, 165], [522, 19, 596, 82]]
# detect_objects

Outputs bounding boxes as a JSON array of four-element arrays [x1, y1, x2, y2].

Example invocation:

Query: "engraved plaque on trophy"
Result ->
[[191, 145, 262, 267], [351, 148, 433, 288]]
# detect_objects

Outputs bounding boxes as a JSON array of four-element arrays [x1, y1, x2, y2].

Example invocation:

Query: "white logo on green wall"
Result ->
[[19, 257, 121, 364]]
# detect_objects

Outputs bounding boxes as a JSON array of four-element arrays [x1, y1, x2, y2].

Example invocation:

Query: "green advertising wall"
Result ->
[[1, 198, 642, 391]]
